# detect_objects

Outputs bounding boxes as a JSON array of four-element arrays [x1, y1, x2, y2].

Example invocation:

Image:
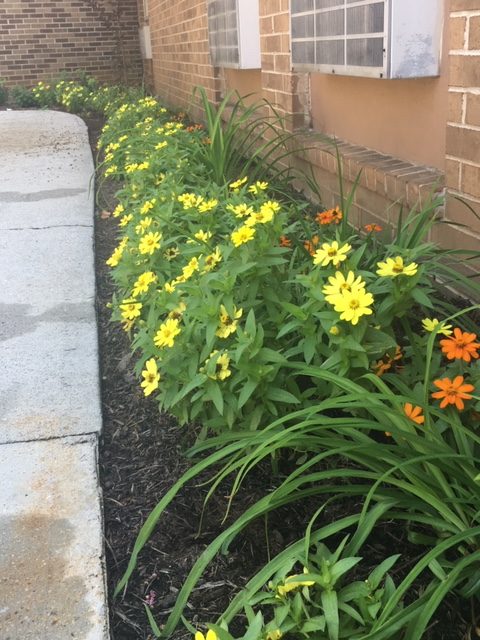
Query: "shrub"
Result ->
[[10, 85, 37, 108], [0, 80, 7, 106]]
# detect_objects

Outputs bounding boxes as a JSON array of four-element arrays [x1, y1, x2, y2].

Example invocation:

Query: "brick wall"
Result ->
[[146, 0, 219, 116], [444, 0, 480, 258], [0, 0, 143, 86]]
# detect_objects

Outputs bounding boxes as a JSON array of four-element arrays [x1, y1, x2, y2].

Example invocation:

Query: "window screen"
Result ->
[[291, 0, 387, 75], [207, 0, 240, 67]]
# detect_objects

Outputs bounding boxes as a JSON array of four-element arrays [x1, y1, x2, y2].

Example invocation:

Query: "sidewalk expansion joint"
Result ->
[[0, 430, 101, 447], [2, 224, 93, 231]]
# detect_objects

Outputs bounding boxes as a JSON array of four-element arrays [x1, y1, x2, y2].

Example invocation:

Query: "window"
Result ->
[[207, 0, 261, 69], [291, 0, 442, 79]]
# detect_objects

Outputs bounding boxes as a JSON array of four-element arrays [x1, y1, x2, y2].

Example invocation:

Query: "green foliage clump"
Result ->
[[0, 80, 7, 106], [10, 85, 37, 108]]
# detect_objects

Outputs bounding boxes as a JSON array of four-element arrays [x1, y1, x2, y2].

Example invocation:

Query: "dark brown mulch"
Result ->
[[85, 114, 476, 640]]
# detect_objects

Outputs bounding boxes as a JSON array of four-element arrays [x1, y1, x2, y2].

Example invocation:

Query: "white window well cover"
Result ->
[[291, 0, 443, 79], [207, 0, 261, 69]]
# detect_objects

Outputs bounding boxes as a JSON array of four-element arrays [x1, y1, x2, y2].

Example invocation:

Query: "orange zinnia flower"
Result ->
[[316, 206, 343, 225], [432, 375, 475, 410], [279, 235, 292, 247], [439, 328, 480, 363], [364, 223, 382, 233], [403, 403, 425, 425], [304, 235, 320, 255]]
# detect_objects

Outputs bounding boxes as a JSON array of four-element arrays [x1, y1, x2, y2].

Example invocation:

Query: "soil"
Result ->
[[85, 114, 476, 640]]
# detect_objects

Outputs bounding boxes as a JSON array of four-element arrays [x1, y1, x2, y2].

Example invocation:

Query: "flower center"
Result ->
[[327, 248, 337, 257], [349, 300, 360, 310]]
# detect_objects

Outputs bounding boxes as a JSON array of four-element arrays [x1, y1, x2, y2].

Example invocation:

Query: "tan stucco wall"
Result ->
[[222, 69, 263, 103], [309, 8, 450, 171]]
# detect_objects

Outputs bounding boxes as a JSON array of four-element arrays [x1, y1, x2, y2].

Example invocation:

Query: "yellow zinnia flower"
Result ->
[[139, 231, 162, 255], [260, 200, 280, 216], [120, 299, 142, 321], [328, 288, 374, 325], [106, 246, 123, 267], [119, 213, 133, 227], [322, 270, 365, 303], [313, 241, 351, 267], [216, 304, 243, 338], [276, 571, 315, 597], [182, 257, 199, 279], [226, 203, 254, 218], [248, 180, 268, 194], [164, 281, 176, 293], [198, 198, 218, 213], [194, 630, 218, 640], [376, 256, 418, 277], [112, 203, 124, 218], [154, 318, 181, 348], [422, 318, 453, 336], [201, 350, 232, 380], [132, 271, 156, 297], [229, 176, 248, 190], [231, 225, 255, 247], [203, 247, 222, 272], [140, 199, 156, 215], [140, 358, 160, 396], [266, 631, 283, 640], [187, 229, 212, 244], [135, 217, 153, 235]]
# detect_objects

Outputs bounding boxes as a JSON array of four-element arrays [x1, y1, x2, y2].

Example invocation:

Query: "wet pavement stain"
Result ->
[[0, 188, 87, 203], [0, 513, 94, 639], [0, 302, 93, 342]]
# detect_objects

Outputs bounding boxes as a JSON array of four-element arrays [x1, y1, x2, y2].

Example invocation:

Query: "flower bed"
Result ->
[[20, 78, 480, 639]]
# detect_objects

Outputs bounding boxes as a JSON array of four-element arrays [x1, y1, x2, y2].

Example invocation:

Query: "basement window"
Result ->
[[291, 0, 443, 79], [207, 0, 261, 69]]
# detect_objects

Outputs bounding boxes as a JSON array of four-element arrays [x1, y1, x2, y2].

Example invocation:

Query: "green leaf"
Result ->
[[280, 301, 308, 320], [171, 373, 207, 405], [411, 287, 434, 308], [276, 318, 301, 339], [238, 379, 258, 410], [208, 382, 224, 415], [242, 612, 264, 640], [321, 589, 339, 640], [362, 327, 397, 357], [330, 557, 362, 584], [245, 309, 256, 337], [367, 555, 401, 590], [144, 605, 162, 637], [301, 616, 326, 633], [265, 387, 300, 404], [303, 334, 317, 364]]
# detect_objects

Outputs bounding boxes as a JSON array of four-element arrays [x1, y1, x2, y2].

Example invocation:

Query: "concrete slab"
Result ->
[[0, 110, 108, 638], [0, 320, 101, 443], [0, 192, 94, 230], [0, 110, 94, 195], [0, 226, 95, 313], [0, 436, 108, 640]]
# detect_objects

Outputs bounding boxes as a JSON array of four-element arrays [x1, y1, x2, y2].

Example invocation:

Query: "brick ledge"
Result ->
[[297, 132, 445, 210]]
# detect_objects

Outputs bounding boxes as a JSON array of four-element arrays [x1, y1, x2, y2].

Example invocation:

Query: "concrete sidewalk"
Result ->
[[0, 111, 108, 639]]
